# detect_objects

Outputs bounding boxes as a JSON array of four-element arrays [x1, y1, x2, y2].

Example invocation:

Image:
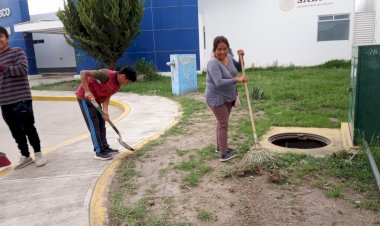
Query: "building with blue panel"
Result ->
[[68, 0, 200, 73], [0, 0, 37, 74], [4, 0, 375, 75], [1, 0, 200, 74]]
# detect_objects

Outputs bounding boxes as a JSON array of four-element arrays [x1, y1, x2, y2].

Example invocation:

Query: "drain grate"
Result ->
[[269, 133, 330, 149]]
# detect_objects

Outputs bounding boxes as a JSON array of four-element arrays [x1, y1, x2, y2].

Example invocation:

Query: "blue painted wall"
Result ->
[[0, 0, 37, 75], [75, 0, 200, 72]]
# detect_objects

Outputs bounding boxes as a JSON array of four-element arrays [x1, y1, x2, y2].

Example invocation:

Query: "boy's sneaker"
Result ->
[[94, 152, 113, 160], [220, 150, 237, 162], [14, 156, 33, 170], [34, 152, 46, 167], [104, 147, 119, 155]]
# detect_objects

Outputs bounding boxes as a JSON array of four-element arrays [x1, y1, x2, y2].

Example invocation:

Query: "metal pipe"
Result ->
[[363, 140, 380, 191]]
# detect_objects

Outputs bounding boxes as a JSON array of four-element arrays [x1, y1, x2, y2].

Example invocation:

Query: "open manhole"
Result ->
[[269, 133, 330, 149]]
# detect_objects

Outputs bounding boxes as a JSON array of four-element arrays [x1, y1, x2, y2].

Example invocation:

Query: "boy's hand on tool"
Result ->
[[102, 111, 109, 120], [85, 91, 94, 100]]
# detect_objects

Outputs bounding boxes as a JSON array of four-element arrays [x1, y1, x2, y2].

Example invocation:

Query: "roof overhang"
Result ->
[[14, 20, 65, 34]]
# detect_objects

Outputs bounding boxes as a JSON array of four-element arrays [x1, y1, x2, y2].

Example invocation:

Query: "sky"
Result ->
[[27, 0, 64, 15]]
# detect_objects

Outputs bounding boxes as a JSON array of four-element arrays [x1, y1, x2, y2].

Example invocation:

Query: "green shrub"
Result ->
[[250, 85, 264, 100], [319, 59, 351, 69], [133, 58, 157, 78]]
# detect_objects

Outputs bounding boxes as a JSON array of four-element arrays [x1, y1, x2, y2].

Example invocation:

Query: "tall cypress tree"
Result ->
[[57, 0, 144, 69]]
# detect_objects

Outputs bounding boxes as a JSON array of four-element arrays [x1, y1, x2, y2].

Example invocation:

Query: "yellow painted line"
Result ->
[[89, 152, 130, 226], [89, 101, 182, 226], [32, 96, 130, 124], [32, 96, 77, 102], [0, 96, 130, 177], [109, 99, 130, 123], [0, 167, 12, 177]]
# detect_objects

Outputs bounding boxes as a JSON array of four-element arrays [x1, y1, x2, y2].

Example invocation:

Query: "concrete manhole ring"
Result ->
[[269, 133, 331, 149]]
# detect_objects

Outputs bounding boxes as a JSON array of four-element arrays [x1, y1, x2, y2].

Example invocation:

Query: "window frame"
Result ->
[[317, 13, 350, 42]]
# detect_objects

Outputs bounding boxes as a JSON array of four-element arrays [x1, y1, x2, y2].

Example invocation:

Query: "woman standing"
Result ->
[[205, 36, 248, 162]]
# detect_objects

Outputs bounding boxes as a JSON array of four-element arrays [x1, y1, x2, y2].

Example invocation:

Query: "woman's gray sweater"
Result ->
[[205, 54, 241, 107]]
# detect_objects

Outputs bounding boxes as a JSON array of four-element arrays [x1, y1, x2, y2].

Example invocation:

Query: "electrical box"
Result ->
[[349, 45, 380, 144], [167, 54, 197, 96]]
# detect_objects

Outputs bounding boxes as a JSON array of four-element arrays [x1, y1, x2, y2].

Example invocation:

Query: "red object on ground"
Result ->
[[0, 152, 11, 167]]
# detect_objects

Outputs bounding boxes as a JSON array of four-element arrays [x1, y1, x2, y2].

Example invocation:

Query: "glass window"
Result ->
[[334, 14, 349, 20], [317, 14, 350, 41], [319, 15, 333, 21]]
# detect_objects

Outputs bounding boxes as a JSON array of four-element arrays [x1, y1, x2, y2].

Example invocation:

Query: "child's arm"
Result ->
[[80, 69, 108, 100], [102, 97, 110, 120], [80, 70, 95, 100]]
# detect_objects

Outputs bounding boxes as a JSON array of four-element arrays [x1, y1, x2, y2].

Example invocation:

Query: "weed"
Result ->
[[145, 184, 158, 194], [353, 200, 379, 212], [196, 208, 214, 221], [176, 149, 188, 156], [111, 198, 148, 225], [175, 158, 198, 171], [159, 168, 167, 177], [197, 145, 219, 160], [250, 85, 264, 100], [326, 185, 343, 198], [175, 151, 213, 188]]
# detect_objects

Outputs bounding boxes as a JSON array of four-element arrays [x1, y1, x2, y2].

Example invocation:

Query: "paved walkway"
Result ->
[[0, 76, 180, 226]]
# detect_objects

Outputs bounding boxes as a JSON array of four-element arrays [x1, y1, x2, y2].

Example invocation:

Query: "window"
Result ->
[[317, 14, 350, 41]]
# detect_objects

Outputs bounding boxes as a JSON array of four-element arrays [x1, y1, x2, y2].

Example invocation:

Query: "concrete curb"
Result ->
[[89, 100, 182, 226]]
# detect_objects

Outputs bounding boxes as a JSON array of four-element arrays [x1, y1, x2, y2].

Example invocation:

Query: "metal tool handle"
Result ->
[[89, 98, 134, 151], [89, 99, 119, 133]]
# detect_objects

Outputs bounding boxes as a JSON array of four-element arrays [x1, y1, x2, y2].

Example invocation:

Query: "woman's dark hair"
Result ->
[[213, 36, 229, 52], [119, 66, 137, 82], [0, 26, 9, 39]]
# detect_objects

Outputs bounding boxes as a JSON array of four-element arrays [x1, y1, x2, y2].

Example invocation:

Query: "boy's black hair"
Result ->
[[0, 26, 9, 39], [119, 66, 137, 82]]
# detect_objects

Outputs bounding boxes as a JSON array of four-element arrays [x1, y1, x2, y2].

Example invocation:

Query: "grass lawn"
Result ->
[[33, 63, 380, 213]]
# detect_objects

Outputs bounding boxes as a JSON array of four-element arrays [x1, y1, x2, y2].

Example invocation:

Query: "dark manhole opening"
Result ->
[[269, 133, 330, 149]]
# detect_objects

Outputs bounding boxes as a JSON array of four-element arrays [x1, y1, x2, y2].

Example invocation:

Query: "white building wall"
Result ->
[[355, 0, 375, 12], [30, 13, 76, 72], [376, 0, 380, 43], [199, 0, 355, 70], [32, 32, 76, 70]]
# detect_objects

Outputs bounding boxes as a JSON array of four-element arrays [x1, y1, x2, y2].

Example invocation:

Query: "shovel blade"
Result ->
[[118, 138, 134, 151]]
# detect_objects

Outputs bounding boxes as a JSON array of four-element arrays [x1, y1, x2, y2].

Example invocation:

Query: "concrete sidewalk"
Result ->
[[27, 74, 78, 87], [0, 82, 180, 225]]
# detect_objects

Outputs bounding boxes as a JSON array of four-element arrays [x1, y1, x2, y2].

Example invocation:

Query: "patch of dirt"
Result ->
[[108, 94, 380, 226]]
